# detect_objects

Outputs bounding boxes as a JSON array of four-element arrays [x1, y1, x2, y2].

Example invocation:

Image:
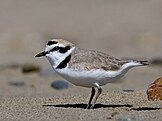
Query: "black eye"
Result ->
[[47, 41, 58, 46], [49, 46, 70, 53], [50, 46, 59, 52], [59, 46, 70, 53]]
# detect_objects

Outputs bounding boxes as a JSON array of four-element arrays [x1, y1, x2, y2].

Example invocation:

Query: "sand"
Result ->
[[0, 65, 162, 121]]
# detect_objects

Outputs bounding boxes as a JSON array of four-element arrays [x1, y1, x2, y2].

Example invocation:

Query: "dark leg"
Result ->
[[90, 84, 102, 109], [86, 87, 95, 109]]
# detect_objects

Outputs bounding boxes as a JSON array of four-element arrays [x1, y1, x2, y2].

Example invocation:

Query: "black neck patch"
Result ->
[[47, 41, 58, 46], [56, 55, 71, 69]]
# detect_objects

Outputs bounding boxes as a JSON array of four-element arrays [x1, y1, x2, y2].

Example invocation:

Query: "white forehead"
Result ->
[[45, 39, 74, 51]]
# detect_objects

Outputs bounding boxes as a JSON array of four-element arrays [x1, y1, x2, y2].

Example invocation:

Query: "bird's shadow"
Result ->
[[42, 103, 133, 109], [42, 103, 162, 110]]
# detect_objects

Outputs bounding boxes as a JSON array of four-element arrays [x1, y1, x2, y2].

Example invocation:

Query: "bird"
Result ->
[[35, 39, 148, 109]]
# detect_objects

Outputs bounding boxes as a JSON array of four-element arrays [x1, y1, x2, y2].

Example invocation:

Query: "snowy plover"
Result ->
[[35, 39, 148, 109]]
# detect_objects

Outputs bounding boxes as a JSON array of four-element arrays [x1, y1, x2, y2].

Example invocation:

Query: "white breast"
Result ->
[[54, 67, 125, 88]]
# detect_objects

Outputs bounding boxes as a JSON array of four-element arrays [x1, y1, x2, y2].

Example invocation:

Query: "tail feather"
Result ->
[[122, 60, 149, 69], [137, 60, 149, 66]]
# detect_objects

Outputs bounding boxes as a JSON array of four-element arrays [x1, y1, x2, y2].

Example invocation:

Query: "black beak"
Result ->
[[35, 51, 47, 57]]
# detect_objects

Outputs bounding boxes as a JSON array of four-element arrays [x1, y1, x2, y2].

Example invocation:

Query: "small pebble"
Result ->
[[21, 63, 41, 74], [8, 81, 25, 87], [123, 89, 134, 92], [51, 80, 70, 90], [147, 77, 162, 101]]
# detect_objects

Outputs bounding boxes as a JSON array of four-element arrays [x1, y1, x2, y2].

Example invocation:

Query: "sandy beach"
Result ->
[[0, 0, 162, 121], [0, 65, 162, 121]]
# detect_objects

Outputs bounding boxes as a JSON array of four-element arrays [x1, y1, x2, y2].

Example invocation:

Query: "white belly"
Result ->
[[55, 67, 126, 88]]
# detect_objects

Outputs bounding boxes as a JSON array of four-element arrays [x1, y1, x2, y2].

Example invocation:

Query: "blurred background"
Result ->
[[1, 0, 162, 66], [0, 0, 162, 94]]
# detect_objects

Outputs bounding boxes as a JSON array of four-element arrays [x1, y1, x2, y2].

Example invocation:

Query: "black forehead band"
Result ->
[[47, 41, 58, 46]]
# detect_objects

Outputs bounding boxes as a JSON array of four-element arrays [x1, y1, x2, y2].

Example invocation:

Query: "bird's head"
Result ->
[[35, 39, 75, 68]]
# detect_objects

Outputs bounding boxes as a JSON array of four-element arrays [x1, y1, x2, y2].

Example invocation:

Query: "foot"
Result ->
[[89, 105, 95, 109], [86, 104, 95, 109], [86, 104, 90, 109]]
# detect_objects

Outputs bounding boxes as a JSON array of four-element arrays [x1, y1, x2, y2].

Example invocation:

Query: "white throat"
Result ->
[[46, 46, 75, 69]]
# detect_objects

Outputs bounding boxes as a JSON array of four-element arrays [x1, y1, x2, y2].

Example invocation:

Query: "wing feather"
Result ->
[[69, 48, 128, 71]]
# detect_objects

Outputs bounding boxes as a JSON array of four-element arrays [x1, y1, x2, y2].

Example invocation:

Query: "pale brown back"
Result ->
[[69, 47, 128, 71]]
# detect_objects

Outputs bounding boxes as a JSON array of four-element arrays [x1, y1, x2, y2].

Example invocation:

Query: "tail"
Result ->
[[137, 60, 149, 66], [122, 60, 149, 69]]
